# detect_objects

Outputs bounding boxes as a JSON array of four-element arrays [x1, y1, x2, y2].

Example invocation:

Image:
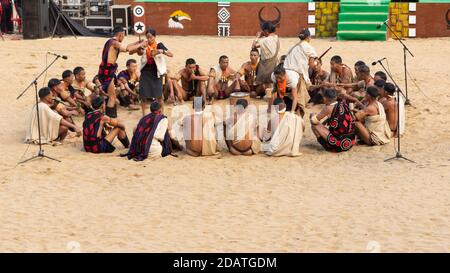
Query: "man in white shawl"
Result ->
[[261, 98, 304, 157], [252, 22, 280, 95], [354, 86, 392, 145], [224, 99, 260, 155], [183, 98, 219, 157], [283, 28, 318, 116], [378, 82, 405, 137], [25, 87, 81, 144]]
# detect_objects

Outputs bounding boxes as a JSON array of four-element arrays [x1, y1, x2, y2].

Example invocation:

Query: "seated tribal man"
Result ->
[[378, 82, 402, 136], [48, 79, 82, 127], [53, 70, 84, 115], [117, 59, 140, 110], [323, 55, 353, 94], [97, 26, 148, 118], [168, 58, 209, 104], [333, 64, 374, 103], [353, 86, 392, 146], [224, 99, 260, 155], [25, 87, 81, 144], [308, 57, 329, 105], [121, 101, 172, 161], [207, 55, 238, 103], [82, 96, 130, 154], [73, 66, 99, 95], [183, 98, 219, 157], [235, 49, 265, 98], [62, 70, 76, 100], [71, 66, 98, 112], [269, 64, 301, 116], [261, 98, 305, 157], [374, 71, 387, 81], [310, 88, 356, 153], [353, 60, 366, 82]]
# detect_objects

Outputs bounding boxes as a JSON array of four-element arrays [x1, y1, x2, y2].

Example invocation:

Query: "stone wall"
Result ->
[[315, 2, 340, 38], [389, 3, 409, 38]]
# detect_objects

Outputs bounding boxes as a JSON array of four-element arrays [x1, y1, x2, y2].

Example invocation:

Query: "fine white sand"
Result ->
[[0, 35, 449, 252]]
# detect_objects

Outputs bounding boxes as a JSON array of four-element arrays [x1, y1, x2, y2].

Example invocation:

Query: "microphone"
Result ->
[[47, 52, 68, 60], [372, 57, 386, 66], [376, 19, 390, 29]]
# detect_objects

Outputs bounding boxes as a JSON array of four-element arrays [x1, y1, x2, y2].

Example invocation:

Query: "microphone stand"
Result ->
[[16, 55, 62, 164], [374, 59, 415, 164], [383, 20, 414, 106]]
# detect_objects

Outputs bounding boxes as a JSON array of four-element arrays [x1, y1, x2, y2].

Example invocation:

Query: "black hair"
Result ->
[[250, 48, 260, 55], [323, 88, 337, 100], [47, 78, 61, 89], [354, 60, 366, 67], [374, 79, 386, 88], [92, 96, 105, 110], [330, 55, 342, 64], [236, 99, 249, 110], [384, 82, 396, 95], [126, 59, 137, 66], [73, 66, 84, 76], [150, 101, 161, 113], [113, 26, 124, 34], [185, 58, 196, 66], [62, 70, 73, 79], [298, 28, 310, 40], [219, 55, 229, 63], [146, 27, 156, 36], [367, 86, 379, 98], [273, 63, 286, 76], [374, 71, 387, 81], [260, 21, 276, 33], [39, 87, 51, 99], [358, 64, 370, 75], [273, 97, 284, 106]]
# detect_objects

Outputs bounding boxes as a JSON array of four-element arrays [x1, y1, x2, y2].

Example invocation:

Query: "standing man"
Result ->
[[282, 28, 318, 116], [97, 26, 147, 118], [252, 21, 280, 97], [0, 0, 13, 34]]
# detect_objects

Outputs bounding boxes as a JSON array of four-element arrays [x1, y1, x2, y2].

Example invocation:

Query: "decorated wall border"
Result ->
[[218, 2, 231, 37]]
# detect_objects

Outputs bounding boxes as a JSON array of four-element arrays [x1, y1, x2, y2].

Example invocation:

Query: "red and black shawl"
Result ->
[[97, 38, 119, 89], [324, 101, 356, 152], [121, 113, 172, 161], [83, 110, 105, 153]]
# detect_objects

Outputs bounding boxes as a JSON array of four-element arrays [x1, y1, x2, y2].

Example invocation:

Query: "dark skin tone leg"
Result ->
[[355, 121, 372, 145], [58, 125, 69, 141]]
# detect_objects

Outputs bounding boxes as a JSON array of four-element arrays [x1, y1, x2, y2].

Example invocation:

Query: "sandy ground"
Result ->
[[0, 35, 449, 253]]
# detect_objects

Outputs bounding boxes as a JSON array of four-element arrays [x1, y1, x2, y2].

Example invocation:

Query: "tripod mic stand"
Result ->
[[382, 20, 414, 106], [16, 55, 62, 164], [374, 59, 415, 164]]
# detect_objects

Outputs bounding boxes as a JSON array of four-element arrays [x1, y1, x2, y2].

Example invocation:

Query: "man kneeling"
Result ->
[[261, 98, 304, 157], [122, 101, 172, 161], [224, 99, 260, 155], [83, 96, 130, 153], [310, 88, 356, 152]]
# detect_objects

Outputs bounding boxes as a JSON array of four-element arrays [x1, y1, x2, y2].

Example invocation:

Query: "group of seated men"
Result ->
[[25, 43, 404, 159]]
